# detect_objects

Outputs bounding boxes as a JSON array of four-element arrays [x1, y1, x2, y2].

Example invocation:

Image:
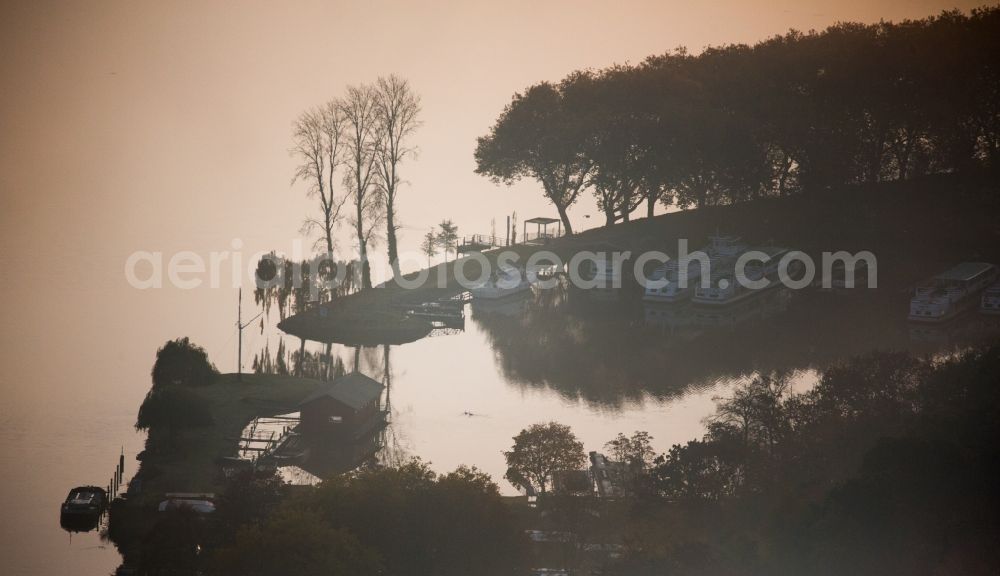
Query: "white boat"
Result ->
[[470, 267, 532, 300], [743, 246, 791, 281], [707, 233, 747, 257], [643, 257, 704, 303], [980, 281, 1000, 315], [908, 262, 998, 322], [692, 246, 792, 306], [643, 233, 746, 303]]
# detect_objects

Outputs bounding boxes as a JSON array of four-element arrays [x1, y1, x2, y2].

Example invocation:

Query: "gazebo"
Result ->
[[523, 217, 562, 244]]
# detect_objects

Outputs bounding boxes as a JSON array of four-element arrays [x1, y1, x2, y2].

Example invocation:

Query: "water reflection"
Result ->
[[243, 343, 407, 483], [238, 281, 1000, 486], [472, 280, 1000, 408]]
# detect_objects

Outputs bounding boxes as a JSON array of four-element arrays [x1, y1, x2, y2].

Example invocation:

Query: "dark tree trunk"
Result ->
[[324, 223, 334, 257], [356, 205, 372, 290], [556, 204, 573, 235], [386, 206, 399, 278]]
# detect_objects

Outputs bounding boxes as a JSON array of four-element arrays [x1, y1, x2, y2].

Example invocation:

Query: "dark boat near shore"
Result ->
[[59, 486, 107, 531]]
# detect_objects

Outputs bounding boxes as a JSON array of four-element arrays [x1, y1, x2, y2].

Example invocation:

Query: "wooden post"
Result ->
[[237, 287, 243, 382], [506, 216, 510, 246]]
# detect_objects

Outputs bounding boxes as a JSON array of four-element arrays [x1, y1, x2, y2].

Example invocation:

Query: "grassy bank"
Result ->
[[279, 173, 1000, 344]]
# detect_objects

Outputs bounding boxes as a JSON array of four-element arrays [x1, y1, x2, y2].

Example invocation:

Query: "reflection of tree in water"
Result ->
[[474, 282, 686, 408], [374, 344, 409, 468], [473, 281, 998, 408], [253, 252, 357, 321], [252, 338, 345, 381], [253, 340, 408, 473]]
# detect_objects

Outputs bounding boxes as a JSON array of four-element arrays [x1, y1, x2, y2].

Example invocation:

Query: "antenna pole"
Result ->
[[238, 287, 242, 382]]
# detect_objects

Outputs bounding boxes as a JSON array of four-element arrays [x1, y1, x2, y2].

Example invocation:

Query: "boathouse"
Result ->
[[298, 372, 385, 437]]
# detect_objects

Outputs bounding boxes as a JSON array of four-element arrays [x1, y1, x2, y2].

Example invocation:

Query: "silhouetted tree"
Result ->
[[373, 75, 421, 279], [420, 227, 437, 265], [292, 100, 347, 255], [475, 83, 592, 234], [151, 337, 217, 388], [135, 386, 213, 444], [478, 8, 1000, 222], [340, 83, 384, 290], [436, 219, 458, 262], [504, 422, 586, 495]]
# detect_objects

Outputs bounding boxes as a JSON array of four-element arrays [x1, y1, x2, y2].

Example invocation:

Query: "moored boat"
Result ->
[[981, 281, 1000, 315], [908, 262, 998, 322], [470, 267, 532, 300], [691, 246, 793, 306], [60, 486, 108, 517], [643, 233, 745, 303]]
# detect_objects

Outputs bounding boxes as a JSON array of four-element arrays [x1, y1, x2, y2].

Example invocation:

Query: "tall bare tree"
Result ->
[[340, 84, 384, 290], [374, 75, 422, 278], [291, 101, 347, 255]]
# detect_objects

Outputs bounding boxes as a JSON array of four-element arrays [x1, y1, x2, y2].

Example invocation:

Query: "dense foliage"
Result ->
[[210, 461, 527, 576], [615, 346, 1000, 575], [476, 8, 1000, 230], [151, 337, 218, 388], [505, 421, 588, 495], [135, 386, 213, 436]]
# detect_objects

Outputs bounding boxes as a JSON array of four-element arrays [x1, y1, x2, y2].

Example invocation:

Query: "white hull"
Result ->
[[471, 283, 531, 300], [643, 285, 696, 303], [909, 263, 997, 322], [981, 283, 1000, 315], [692, 279, 782, 307]]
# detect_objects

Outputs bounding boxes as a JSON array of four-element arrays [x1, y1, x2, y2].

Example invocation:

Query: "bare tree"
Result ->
[[340, 84, 384, 290], [291, 101, 347, 255], [374, 75, 422, 278]]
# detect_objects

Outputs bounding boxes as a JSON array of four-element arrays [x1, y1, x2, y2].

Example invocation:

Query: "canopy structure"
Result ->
[[523, 217, 562, 244]]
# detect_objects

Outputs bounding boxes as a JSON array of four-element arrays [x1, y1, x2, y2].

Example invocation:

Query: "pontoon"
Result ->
[[908, 262, 997, 322]]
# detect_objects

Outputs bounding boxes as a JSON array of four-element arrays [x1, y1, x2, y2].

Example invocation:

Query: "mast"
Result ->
[[238, 287, 242, 382]]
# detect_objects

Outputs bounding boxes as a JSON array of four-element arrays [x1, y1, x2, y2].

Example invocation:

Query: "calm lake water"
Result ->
[[2, 258, 997, 575]]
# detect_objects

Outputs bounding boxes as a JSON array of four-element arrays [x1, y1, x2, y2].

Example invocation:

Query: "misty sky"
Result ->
[[1, 0, 985, 282]]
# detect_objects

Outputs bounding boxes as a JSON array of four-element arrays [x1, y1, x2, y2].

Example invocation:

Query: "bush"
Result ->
[[151, 337, 218, 388], [135, 387, 213, 434]]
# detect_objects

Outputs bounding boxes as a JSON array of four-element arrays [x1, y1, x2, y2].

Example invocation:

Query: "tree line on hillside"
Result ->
[[476, 8, 1000, 231]]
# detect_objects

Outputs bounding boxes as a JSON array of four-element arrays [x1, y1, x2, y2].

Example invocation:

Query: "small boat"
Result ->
[[981, 281, 1000, 315], [158, 498, 217, 514], [691, 246, 793, 306], [706, 233, 747, 258], [406, 301, 464, 320], [60, 486, 107, 517], [643, 233, 747, 303], [158, 492, 217, 514], [470, 267, 532, 300], [60, 486, 107, 531], [643, 257, 704, 303], [908, 262, 998, 322]]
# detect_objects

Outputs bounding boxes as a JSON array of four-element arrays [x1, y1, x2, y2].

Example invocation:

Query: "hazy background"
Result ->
[[0, 1, 987, 573], [3, 0, 987, 274]]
